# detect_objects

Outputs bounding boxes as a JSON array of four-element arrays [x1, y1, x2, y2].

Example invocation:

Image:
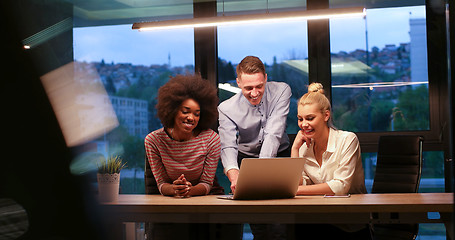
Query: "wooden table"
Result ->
[[99, 193, 453, 239]]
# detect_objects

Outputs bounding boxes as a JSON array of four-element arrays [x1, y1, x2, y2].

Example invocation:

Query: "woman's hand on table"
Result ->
[[172, 174, 192, 197]]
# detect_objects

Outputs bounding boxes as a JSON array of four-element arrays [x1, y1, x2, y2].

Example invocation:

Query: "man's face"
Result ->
[[236, 72, 267, 106]]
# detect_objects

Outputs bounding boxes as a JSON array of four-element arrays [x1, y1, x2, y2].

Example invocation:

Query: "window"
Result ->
[[73, 24, 194, 193], [330, 5, 446, 238], [217, 21, 309, 134], [330, 6, 428, 133], [329, 5, 444, 189]]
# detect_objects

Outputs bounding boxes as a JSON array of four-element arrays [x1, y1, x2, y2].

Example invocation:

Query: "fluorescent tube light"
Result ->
[[133, 7, 365, 31], [22, 17, 72, 49], [218, 83, 241, 94]]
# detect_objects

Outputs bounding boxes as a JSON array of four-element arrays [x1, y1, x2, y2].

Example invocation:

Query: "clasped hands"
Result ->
[[172, 174, 192, 197]]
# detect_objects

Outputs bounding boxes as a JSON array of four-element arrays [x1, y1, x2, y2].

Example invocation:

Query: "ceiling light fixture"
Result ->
[[132, 7, 365, 31]]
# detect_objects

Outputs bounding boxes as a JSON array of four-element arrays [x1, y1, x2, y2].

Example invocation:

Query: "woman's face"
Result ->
[[297, 103, 330, 140], [174, 98, 200, 134]]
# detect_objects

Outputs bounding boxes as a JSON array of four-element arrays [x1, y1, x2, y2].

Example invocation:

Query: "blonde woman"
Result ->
[[292, 83, 370, 240]]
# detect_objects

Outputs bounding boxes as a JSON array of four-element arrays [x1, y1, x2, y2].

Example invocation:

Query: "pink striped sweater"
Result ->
[[144, 128, 221, 195]]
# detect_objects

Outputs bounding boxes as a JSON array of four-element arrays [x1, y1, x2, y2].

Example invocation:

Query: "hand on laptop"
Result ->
[[227, 169, 240, 194], [172, 174, 192, 197]]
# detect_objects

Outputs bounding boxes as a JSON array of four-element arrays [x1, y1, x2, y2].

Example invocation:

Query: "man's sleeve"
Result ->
[[259, 83, 291, 158], [326, 133, 361, 195], [218, 106, 240, 174]]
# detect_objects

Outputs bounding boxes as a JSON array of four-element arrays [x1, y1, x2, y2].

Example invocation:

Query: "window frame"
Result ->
[[193, 0, 451, 191]]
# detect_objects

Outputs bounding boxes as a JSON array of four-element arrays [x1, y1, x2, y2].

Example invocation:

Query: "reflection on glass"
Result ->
[[40, 62, 119, 148], [330, 6, 429, 133]]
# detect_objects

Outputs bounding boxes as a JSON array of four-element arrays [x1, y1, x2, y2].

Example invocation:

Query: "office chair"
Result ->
[[144, 155, 160, 195], [371, 135, 424, 240]]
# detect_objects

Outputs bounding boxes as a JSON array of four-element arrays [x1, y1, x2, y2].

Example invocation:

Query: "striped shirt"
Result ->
[[144, 128, 221, 195]]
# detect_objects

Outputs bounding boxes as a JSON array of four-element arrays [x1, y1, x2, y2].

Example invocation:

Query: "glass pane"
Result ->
[[216, 0, 306, 14], [217, 21, 309, 134], [330, 6, 429, 132], [73, 24, 195, 194]]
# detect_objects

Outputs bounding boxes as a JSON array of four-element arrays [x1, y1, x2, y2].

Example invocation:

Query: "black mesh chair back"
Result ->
[[372, 135, 423, 193], [371, 135, 423, 240]]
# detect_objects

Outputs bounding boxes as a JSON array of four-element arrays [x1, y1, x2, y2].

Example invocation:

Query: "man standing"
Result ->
[[218, 55, 292, 239], [218, 55, 291, 191]]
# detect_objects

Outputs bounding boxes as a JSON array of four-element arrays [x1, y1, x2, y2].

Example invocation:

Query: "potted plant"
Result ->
[[97, 155, 127, 202]]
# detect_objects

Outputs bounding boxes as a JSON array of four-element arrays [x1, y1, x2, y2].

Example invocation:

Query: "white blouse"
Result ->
[[299, 128, 367, 195]]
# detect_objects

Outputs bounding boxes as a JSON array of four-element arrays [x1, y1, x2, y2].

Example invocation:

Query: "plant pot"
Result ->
[[97, 173, 120, 202]]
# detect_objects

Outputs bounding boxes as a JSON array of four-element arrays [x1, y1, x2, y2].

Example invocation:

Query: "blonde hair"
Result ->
[[299, 83, 335, 128], [308, 82, 325, 94]]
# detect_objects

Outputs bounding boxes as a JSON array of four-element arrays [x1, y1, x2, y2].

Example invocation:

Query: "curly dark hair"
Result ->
[[156, 74, 219, 130]]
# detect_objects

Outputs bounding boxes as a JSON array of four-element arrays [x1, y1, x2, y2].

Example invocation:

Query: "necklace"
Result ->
[[169, 128, 179, 141]]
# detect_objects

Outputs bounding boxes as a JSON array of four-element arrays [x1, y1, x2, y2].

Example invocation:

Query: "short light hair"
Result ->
[[236, 56, 266, 79]]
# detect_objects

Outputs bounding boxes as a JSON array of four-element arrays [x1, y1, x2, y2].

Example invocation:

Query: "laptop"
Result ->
[[218, 157, 304, 200]]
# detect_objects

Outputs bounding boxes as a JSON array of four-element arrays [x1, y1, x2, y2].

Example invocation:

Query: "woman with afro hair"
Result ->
[[145, 74, 221, 197]]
